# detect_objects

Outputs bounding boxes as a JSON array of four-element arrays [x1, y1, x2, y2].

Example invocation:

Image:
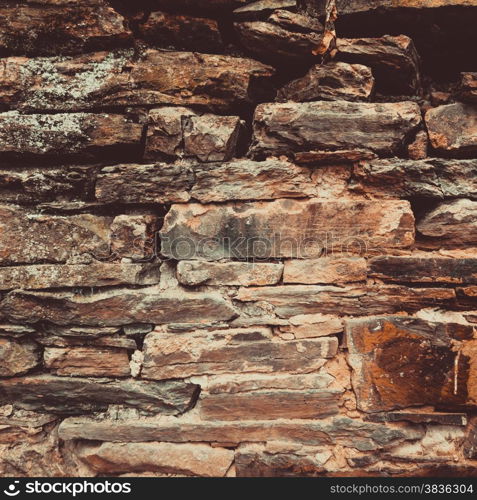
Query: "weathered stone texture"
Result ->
[[277, 62, 374, 102], [0, 288, 237, 327], [425, 103, 477, 157], [142, 328, 337, 379], [250, 100, 422, 158], [0, 338, 40, 377], [346, 317, 474, 412], [283, 257, 367, 284], [459, 72, 477, 103], [0, 2, 131, 56], [75, 441, 234, 476], [161, 199, 415, 260], [0, 50, 274, 112], [0, 375, 200, 415], [44, 347, 131, 377]]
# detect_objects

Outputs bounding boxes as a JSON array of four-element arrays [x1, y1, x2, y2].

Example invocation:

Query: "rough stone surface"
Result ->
[[177, 261, 283, 286], [277, 62, 374, 102], [144, 108, 242, 162], [161, 199, 415, 260], [346, 316, 474, 412], [142, 328, 338, 379], [283, 257, 367, 284], [0, 263, 161, 290], [0, 338, 40, 377], [0, 50, 274, 113], [250, 100, 422, 158], [425, 103, 477, 157], [110, 215, 159, 261], [138, 11, 224, 53], [75, 441, 234, 476], [459, 72, 477, 103], [0, 3, 131, 56], [0, 375, 200, 415], [44, 347, 131, 377], [0, 287, 237, 327], [417, 199, 477, 248]]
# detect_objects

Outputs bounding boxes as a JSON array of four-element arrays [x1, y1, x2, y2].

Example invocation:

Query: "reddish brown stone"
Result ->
[[0, 263, 161, 290], [277, 62, 374, 102], [0, 205, 111, 265], [161, 199, 415, 260], [250, 101, 422, 158], [407, 130, 428, 160], [44, 347, 131, 377], [0, 50, 274, 113], [142, 328, 337, 379], [336, 35, 421, 95], [139, 11, 224, 53], [0, 288, 236, 327], [294, 149, 376, 165], [417, 199, 477, 248], [110, 215, 159, 261], [0, 338, 40, 377], [346, 316, 474, 412], [425, 103, 477, 157], [459, 72, 477, 103], [0, 2, 131, 56], [0, 112, 143, 161], [75, 441, 234, 476], [283, 257, 367, 284]]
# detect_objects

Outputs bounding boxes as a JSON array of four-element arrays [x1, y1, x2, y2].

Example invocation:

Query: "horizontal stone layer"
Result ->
[[0, 49, 274, 112], [58, 416, 423, 451], [235, 285, 458, 317], [346, 316, 475, 412], [0, 375, 200, 415], [161, 199, 415, 260], [283, 257, 367, 284], [142, 328, 338, 379], [0, 263, 161, 290], [368, 256, 477, 284], [250, 100, 422, 158], [0, 287, 237, 326]]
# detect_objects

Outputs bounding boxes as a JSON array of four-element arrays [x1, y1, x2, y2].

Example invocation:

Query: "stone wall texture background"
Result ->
[[0, 0, 476, 477]]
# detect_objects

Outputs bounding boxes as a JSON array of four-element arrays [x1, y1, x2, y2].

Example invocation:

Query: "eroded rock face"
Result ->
[[0, 338, 40, 377], [0, 50, 275, 112], [283, 257, 367, 284], [336, 36, 421, 95], [277, 61, 374, 102], [425, 103, 477, 157], [142, 328, 337, 379], [161, 199, 415, 260], [346, 316, 474, 412], [0, 375, 200, 415], [0, 2, 131, 56], [75, 441, 234, 476], [0, 288, 237, 327], [459, 73, 477, 103], [250, 100, 422, 158]]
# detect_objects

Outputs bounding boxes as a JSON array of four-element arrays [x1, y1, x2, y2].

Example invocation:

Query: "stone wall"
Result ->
[[0, 0, 476, 477]]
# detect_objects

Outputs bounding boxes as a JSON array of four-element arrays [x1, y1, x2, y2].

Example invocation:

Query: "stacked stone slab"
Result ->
[[0, 0, 476, 478]]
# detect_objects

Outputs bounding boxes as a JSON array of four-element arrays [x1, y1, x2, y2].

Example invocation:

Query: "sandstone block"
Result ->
[[0, 288, 237, 327], [0, 263, 161, 290], [0, 112, 143, 161], [144, 108, 241, 162], [44, 347, 131, 377], [75, 441, 234, 477], [369, 256, 477, 284], [425, 103, 477, 157], [277, 62, 374, 102], [142, 328, 337, 379], [417, 199, 477, 248], [346, 316, 474, 412], [0, 2, 131, 56], [139, 11, 224, 53], [110, 215, 159, 261], [283, 257, 367, 284], [0, 50, 274, 113], [161, 199, 415, 260], [0, 375, 199, 415], [250, 100, 422, 158], [0, 338, 40, 377], [336, 35, 421, 94], [177, 261, 283, 286]]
